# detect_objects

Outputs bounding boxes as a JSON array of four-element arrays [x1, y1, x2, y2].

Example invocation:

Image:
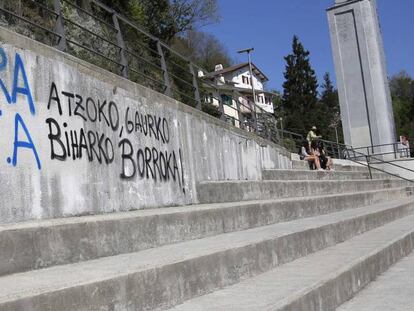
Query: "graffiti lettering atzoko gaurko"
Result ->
[[45, 81, 185, 191], [124, 106, 170, 144], [0, 47, 41, 169], [48, 82, 120, 131]]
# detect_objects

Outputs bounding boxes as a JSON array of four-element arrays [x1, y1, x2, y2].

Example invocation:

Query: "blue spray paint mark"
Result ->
[[11, 113, 41, 170], [12, 53, 35, 115], [0, 48, 35, 114]]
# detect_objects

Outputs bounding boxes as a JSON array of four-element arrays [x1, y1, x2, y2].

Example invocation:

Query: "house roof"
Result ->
[[205, 62, 269, 82]]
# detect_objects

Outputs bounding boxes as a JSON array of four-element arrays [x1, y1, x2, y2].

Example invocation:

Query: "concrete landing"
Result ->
[[338, 249, 414, 311]]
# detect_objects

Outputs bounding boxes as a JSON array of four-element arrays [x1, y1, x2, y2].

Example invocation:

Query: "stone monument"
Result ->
[[327, 0, 396, 150]]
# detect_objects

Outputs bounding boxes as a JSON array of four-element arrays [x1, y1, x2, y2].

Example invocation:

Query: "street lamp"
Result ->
[[237, 47, 257, 131], [279, 117, 284, 146], [237, 48, 256, 105]]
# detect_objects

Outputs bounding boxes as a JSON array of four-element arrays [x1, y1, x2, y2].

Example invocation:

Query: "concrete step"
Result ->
[[292, 160, 368, 172], [333, 164, 369, 172], [1, 187, 411, 277], [262, 169, 391, 181], [170, 212, 414, 311], [292, 160, 312, 170], [0, 198, 413, 311], [197, 179, 411, 204], [338, 250, 414, 311]]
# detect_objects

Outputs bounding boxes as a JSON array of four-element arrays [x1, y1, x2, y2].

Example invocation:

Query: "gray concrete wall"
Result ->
[[0, 27, 291, 224], [327, 0, 396, 150]]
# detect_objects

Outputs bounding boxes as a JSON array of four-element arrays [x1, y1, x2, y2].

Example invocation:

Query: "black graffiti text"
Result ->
[[118, 138, 184, 191], [45, 118, 114, 164], [47, 82, 119, 131], [124, 106, 170, 144]]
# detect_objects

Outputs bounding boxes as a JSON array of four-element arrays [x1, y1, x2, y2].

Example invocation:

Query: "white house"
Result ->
[[199, 63, 277, 131], [206, 62, 275, 114]]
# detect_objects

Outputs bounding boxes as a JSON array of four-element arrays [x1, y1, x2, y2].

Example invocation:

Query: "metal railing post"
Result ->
[[336, 142, 340, 159], [112, 13, 128, 78], [156, 41, 171, 96], [234, 93, 245, 129], [189, 63, 201, 110], [393, 143, 397, 159], [252, 103, 258, 132], [54, 0, 67, 51], [366, 155, 373, 179], [266, 119, 272, 140], [216, 92, 226, 122]]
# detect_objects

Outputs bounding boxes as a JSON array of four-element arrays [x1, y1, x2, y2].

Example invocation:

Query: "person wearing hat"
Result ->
[[306, 126, 322, 147]]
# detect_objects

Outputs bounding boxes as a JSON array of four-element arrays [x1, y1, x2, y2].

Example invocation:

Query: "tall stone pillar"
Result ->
[[327, 0, 396, 150]]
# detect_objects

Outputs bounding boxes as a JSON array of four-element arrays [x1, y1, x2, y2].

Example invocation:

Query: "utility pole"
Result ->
[[237, 47, 257, 131], [279, 117, 284, 147]]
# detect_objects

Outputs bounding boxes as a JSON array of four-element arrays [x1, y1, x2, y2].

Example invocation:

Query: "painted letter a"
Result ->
[[11, 113, 41, 170]]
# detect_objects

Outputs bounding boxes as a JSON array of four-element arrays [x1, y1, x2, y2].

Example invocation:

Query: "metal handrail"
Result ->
[[343, 147, 414, 183], [0, 7, 61, 38], [352, 142, 412, 158], [62, 0, 118, 32], [1, 0, 346, 150], [346, 149, 414, 173]]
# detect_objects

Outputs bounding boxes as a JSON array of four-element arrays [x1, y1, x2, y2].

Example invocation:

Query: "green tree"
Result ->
[[390, 71, 414, 141], [272, 90, 283, 119], [98, 0, 219, 42], [318, 72, 343, 143], [172, 30, 232, 71], [282, 35, 318, 136]]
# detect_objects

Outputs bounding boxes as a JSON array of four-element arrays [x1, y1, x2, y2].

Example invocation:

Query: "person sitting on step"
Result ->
[[313, 140, 334, 171], [299, 140, 322, 170]]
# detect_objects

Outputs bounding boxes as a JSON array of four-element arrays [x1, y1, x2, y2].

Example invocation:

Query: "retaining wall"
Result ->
[[0, 27, 291, 224]]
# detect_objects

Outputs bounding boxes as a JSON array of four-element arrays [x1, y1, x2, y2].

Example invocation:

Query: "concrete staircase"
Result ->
[[1, 166, 414, 310]]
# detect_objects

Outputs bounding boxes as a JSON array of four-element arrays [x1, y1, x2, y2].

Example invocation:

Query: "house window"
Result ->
[[242, 76, 253, 86], [205, 93, 214, 103], [221, 94, 232, 106]]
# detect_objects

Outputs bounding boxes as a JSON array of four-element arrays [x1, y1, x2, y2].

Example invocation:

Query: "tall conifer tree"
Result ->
[[282, 36, 318, 135], [319, 72, 343, 142]]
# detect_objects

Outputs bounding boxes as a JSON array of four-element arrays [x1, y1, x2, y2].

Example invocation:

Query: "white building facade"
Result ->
[[214, 63, 275, 114]]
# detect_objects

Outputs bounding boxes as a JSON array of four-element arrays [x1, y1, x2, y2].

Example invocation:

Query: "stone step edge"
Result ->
[[263, 169, 387, 175], [169, 213, 414, 311], [198, 178, 398, 185], [262, 169, 389, 180], [0, 198, 413, 309], [1, 186, 411, 232], [277, 223, 414, 310], [197, 179, 410, 204], [337, 249, 414, 310], [0, 187, 411, 277]]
